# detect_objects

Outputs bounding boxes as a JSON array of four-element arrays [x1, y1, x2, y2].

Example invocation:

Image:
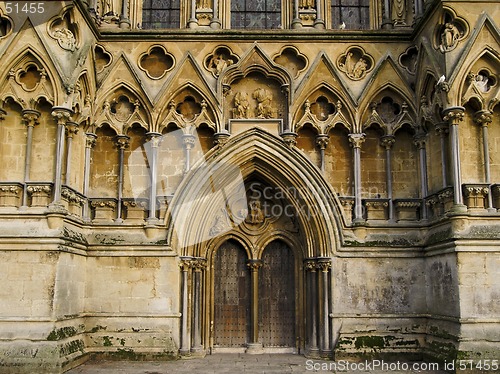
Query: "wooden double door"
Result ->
[[213, 239, 296, 350]]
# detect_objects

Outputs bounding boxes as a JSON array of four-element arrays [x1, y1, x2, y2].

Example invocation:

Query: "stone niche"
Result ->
[[225, 72, 286, 136]]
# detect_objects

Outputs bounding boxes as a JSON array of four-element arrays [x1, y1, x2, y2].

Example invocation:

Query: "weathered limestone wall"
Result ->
[[325, 128, 352, 195], [84, 256, 180, 356], [361, 128, 386, 198], [392, 129, 418, 199], [332, 256, 426, 355], [460, 108, 484, 184], [91, 125, 119, 198]]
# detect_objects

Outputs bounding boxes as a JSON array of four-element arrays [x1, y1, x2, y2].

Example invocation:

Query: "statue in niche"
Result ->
[[253, 88, 273, 119], [473, 74, 490, 93], [233, 92, 250, 119], [209, 54, 232, 76], [392, 0, 406, 25], [52, 28, 77, 52], [197, 0, 211, 9], [98, 0, 120, 23], [299, 0, 315, 9], [247, 200, 264, 224], [440, 22, 461, 51]]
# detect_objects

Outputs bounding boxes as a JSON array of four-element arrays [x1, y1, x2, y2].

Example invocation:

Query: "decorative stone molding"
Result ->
[[27, 183, 52, 207], [426, 187, 454, 218], [0, 183, 23, 207], [61, 186, 84, 216], [348, 133, 365, 149], [85, 132, 97, 148], [304, 259, 317, 272], [192, 258, 207, 272], [115, 134, 130, 150], [364, 198, 389, 220], [48, 11, 78, 52], [315, 134, 329, 150], [462, 184, 490, 210], [123, 199, 148, 222], [281, 131, 298, 148], [380, 135, 396, 150], [413, 134, 427, 149], [338, 197, 354, 224], [473, 110, 493, 126], [442, 106, 465, 124], [399, 46, 418, 74], [394, 199, 421, 221], [90, 198, 117, 223], [316, 258, 332, 272], [22, 109, 40, 127], [247, 260, 263, 271]]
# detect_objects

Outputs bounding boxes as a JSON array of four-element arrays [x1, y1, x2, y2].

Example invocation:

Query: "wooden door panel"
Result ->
[[259, 240, 295, 347], [213, 240, 250, 347]]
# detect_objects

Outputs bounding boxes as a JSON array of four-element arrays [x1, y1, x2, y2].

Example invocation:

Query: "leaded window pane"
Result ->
[[232, 0, 281, 29], [331, 0, 370, 29], [142, 0, 180, 29]]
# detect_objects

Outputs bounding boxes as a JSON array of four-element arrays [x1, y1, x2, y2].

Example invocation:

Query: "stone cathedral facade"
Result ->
[[0, 0, 499, 372]]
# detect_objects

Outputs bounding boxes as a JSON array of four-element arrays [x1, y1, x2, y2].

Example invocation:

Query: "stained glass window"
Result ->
[[231, 0, 281, 29], [331, 0, 370, 29], [142, 0, 180, 29]]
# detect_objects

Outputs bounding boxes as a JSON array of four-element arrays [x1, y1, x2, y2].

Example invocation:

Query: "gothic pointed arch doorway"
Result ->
[[171, 129, 341, 356]]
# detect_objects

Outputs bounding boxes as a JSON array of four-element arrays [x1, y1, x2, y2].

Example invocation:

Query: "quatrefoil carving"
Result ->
[[138, 45, 174, 80]]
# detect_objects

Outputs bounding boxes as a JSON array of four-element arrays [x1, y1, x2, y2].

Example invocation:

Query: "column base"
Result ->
[[449, 204, 468, 214], [305, 347, 320, 358], [246, 343, 264, 354], [179, 349, 191, 356], [190, 346, 205, 357]]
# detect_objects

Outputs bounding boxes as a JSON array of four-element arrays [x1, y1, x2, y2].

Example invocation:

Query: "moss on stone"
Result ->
[[102, 336, 113, 347], [354, 336, 385, 349], [47, 327, 77, 341]]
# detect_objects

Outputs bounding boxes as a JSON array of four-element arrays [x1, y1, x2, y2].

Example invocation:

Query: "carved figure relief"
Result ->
[[204, 46, 239, 77], [197, 0, 211, 9], [436, 12, 467, 53], [253, 88, 274, 118], [472, 72, 494, 93], [49, 11, 78, 52], [338, 47, 374, 80], [233, 92, 250, 119], [247, 199, 264, 224], [97, 0, 120, 24], [299, 0, 315, 9]]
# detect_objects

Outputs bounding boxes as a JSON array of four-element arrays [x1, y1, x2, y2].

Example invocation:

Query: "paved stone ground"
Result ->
[[67, 354, 449, 373]]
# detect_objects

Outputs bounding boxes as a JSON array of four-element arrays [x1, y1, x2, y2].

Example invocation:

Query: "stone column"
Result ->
[[474, 110, 495, 211], [191, 258, 206, 353], [247, 260, 263, 353], [382, 0, 392, 28], [179, 257, 192, 355], [188, 0, 198, 28], [146, 132, 162, 223], [51, 106, 73, 207], [64, 121, 79, 186], [210, 0, 221, 28], [317, 258, 331, 357], [291, 0, 302, 28], [20, 109, 40, 208], [414, 0, 424, 20], [182, 134, 196, 173], [380, 135, 395, 221], [314, 0, 325, 29], [349, 133, 365, 223], [414, 133, 428, 219], [316, 134, 329, 172], [119, 0, 130, 28], [305, 259, 319, 357], [435, 122, 449, 189], [443, 107, 466, 211], [83, 133, 97, 220], [115, 135, 130, 222]]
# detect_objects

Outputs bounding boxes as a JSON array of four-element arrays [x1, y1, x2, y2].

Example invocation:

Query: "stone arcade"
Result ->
[[0, 0, 499, 372]]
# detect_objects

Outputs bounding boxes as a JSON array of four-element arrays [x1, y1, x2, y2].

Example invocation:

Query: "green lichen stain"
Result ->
[[89, 325, 107, 333], [102, 336, 113, 347], [47, 327, 77, 341], [355, 336, 385, 349], [59, 339, 85, 356], [119, 338, 126, 346]]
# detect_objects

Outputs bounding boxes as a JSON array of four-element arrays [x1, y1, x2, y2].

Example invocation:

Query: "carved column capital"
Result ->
[[65, 121, 79, 138], [348, 133, 366, 149], [85, 132, 97, 149], [22, 109, 40, 127], [51, 106, 73, 126], [304, 259, 317, 272], [247, 259, 263, 271], [316, 134, 329, 150], [179, 257, 193, 271], [182, 134, 196, 150], [192, 258, 207, 272], [115, 134, 130, 150], [413, 133, 427, 149], [281, 131, 298, 148], [442, 106, 465, 125], [473, 110, 493, 127], [316, 258, 331, 272], [214, 130, 230, 147], [146, 132, 163, 148], [380, 135, 396, 150], [435, 122, 449, 136]]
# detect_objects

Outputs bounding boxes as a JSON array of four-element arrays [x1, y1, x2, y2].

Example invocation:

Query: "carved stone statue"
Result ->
[[210, 54, 232, 76], [197, 0, 211, 9], [253, 88, 273, 119], [98, 0, 120, 24], [52, 28, 77, 52], [474, 74, 490, 93], [247, 200, 264, 224], [352, 58, 368, 79], [233, 92, 250, 119], [440, 22, 461, 51], [392, 0, 406, 25], [299, 0, 315, 9]]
